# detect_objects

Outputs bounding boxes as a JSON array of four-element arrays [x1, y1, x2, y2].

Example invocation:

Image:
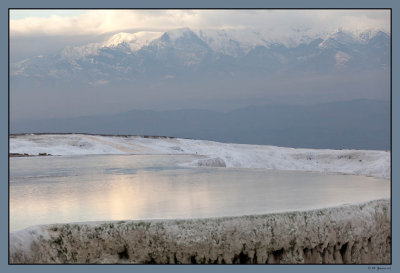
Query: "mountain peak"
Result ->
[[104, 32, 137, 47], [318, 30, 357, 48], [164, 27, 196, 41], [103, 31, 163, 51]]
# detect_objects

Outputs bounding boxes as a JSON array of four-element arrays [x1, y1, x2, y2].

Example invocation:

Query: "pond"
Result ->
[[10, 154, 390, 231]]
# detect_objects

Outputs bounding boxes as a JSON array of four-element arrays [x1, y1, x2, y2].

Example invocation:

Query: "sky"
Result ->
[[9, 10, 391, 121], [10, 9, 390, 36]]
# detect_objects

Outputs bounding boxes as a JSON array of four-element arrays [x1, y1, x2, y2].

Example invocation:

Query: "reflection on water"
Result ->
[[10, 155, 390, 231]]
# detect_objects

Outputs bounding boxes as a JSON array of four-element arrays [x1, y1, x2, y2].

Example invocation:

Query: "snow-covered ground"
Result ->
[[10, 134, 390, 179]]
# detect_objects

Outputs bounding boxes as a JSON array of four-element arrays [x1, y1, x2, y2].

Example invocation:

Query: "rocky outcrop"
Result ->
[[9, 199, 390, 264]]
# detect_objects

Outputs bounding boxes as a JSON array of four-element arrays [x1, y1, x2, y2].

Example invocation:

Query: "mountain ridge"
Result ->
[[11, 27, 390, 83]]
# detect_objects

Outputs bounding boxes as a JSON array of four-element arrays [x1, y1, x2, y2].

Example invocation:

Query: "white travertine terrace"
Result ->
[[10, 199, 390, 264]]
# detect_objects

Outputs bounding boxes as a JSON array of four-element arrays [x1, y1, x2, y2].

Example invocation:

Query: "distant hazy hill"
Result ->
[[11, 99, 390, 150]]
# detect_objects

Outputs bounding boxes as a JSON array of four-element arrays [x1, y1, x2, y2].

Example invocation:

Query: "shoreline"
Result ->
[[10, 133, 391, 179], [10, 199, 391, 264]]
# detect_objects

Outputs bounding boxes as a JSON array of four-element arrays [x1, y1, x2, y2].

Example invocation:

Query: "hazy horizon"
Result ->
[[10, 99, 390, 150]]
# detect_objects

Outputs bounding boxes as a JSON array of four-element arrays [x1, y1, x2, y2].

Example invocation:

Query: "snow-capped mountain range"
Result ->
[[56, 28, 387, 59], [11, 27, 389, 84]]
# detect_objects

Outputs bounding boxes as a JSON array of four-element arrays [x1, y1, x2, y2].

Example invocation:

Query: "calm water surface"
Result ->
[[10, 154, 390, 231]]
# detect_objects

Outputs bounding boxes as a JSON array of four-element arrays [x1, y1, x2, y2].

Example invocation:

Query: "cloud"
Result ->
[[10, 9, 390, 38]]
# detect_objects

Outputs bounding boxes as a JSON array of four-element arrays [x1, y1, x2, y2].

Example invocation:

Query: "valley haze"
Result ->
[[11, 99, 390, 150]]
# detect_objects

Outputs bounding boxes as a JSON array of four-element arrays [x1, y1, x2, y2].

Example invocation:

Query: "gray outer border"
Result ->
[[2, 0, 396, 272]]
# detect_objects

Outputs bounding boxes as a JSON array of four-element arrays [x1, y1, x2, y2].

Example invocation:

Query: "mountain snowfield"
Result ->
[[10, 134, 390, 179], [59, 31, 164, 61], [58, 27, 386, 59], [11, 27, 389, 83]]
